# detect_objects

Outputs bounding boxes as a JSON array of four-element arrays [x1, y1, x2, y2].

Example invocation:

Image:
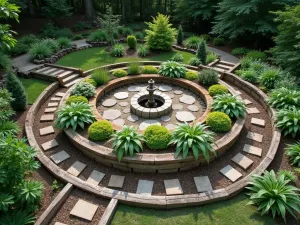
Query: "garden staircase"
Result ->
[[211, 60, 237, 73]]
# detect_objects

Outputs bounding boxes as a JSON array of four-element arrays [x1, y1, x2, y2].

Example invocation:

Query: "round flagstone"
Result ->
[[102, 99, 117, 107], [160, 115, 171, 122], [139, 120, 161, 130], [174, 90, 183, 95], [165, 123, 177, 130], [172, 104, 183, 110], [119, 102, 129, 107], [179, 94, 196, 105], [168, 94, 175, 99], [103, 109, 121, 120], [176, 111, 196, 122], [188, 105, 199, 112], [128, 85, 141, 92], [113, 119, 125, 126], [127, 114, 139, 122], [123, 108, 130, 113], [114, 92, 129, 100], [159, 85, 172, 92]]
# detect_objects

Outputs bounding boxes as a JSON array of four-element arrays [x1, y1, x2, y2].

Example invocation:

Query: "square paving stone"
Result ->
[[164, 179, 183, 195], [40, 114, 54, 122], [244, 99, 252, 105], [56, 92, 65, 97], [193, 176, 213, 193], [87, 170, 105, 186], [246, 132, 263, 142], [246, 107, 260, 114], [251, 118, 265, 127], [136, 180, 154, 196], [50, 151, 70, 164], [243, 144, 262, 157], [51, 97, 61, 101], [48, 102, 58, 107], [41, 139, 58, 151], [39, 126, 55, 136], [220, 165, 242, 182], [108, 175, 125, 188], [44, 107, 57, 113], [231, 153, 253, 170], [67, 161, 86, 177], [54, 223, 66, 225], [70, 199, 98, 221]]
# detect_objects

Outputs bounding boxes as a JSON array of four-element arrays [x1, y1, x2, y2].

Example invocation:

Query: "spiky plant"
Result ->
[[277, 170, 297, 183], [0, 210, 35, 225], [267, 88, 300, 110], [285, 142, 300, 167], [276, 108, 300, 137]]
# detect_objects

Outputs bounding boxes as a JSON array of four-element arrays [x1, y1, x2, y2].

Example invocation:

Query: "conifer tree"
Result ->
[[177, 25, 184, 45], [196, 40, 206, 65]]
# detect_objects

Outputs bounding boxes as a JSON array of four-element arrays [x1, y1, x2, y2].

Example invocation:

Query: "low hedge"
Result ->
[[112, 69, 128, 77], [206, 112, 232, 132], [88, 120, 114, 141], [141, 66, 158, 74]]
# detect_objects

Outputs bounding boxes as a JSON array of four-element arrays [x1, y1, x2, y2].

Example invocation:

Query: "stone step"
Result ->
[[50, 69, 66, 76], [246, 107, 260, 114], [234, 90, 242, 95], [57, 70, 73, 79], [55, 92, 65, 97], [41, 139, 58, 151], [48, 102, 58, 107], [44, 107, 57, 113], [220, 165, 242, 182], [136, 180, 154, 196], [70, 199, 98, 222], [64, 78, 82, 88], [108, 175, 125, 188], [231, 153, 253, 170], [39, 126, 55, 136], [67, 161, 87, 177], [246, 131, 263, 142], [40, 114, 54, 122], [87, 170, 105, 186], [62, 73, 79, 83], [244, 99, 252, 105], [50, 151, 70, 164], [43, 68, 58, 75], [219, 60, 236, 67], [215, 63, 232, 70], [212, 67, 226, 73], [193, 176, 213, 193], [50, 97, 61, 101], [251, 118, 265, 127], [164, 179, 183, 195], [35, 67, 51, 73], [243, 144, 262, 157]]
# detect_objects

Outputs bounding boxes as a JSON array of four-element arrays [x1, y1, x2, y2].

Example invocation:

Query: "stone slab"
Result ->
[[50, 97, 61, 101], [136, 180, 154, 196], [174, 90, 183, 95], [123, 108, 131, 114], [246, 107, 260, 114], [103, 109, 121, 120], [160, 115, 171, 122], [139, 120, 161, 130], [176, 111, 196, 122], [235, 90, 242, 95], [168, 94, 175, 99], [48, 102, 58, 107], [220, 165, 242, 182], [50, 151, 70, 164], [87, 170, 105, 186], [179, 94, 196, 105], [40, 114, 54, 122], [231, 153, 253, 170], [251, 118, 265, 127], [128, 85, 141, 92], [172, 104, 183, 110], [243, 144, 262, 157], [114, 92, 129, 100], [164, 179, 183, 195], [243, 99, 252, 105], [113, 118, 125, 126], [194, 176, 213, 193], [41, 139, 58, 151], [45, 107, 57, 113], [102, 99, 117, 107], [55, 92, 65, 97], [127, 114, 139, 122], [188, 105, 199, 112], [67, 161, 87, 177], [39, 126, 55, 136], [119, 101, 129, 107], [108, 175, 125, 188], [70, 199, 98, 221], [246, 132, 263, 142], [159, 85, 172, 92]]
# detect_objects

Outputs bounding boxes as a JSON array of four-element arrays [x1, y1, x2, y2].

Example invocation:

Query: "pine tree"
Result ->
[[5, 71, 27, 111], [177, 25, 184, 45], [196, 40, 206, 65]]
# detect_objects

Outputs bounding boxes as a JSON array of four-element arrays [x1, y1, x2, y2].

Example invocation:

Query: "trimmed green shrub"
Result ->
[[278, 170, 297, 183], [177, 25, 184, 45], [206, 52, 217, 64], [267, 88, 300, 110], [66, 96, 88, 105], [29, 43, 53, 60], [231, 47, 251, 56], [91, 68, 110, 85], [198, 69, 218, 86], [171, 53, 184, 62], [169, 123, 215, 161], [196, 40, 206, 64], [241, 70, 258, 84], [112, 126, 144, 161], [123, 27, 133, 36], [88, 120, 114, 141], [141, 66, 158, 74], [144, 125, 171, 150], [158, 61, 187, 78], [213, 37, 226, 46], [246, 50, 267, 61], [5, 72, 28, 111], [276, 108, 300, 137], [71, 82, 96, 98], [206, 112, 232, 132], [285, 142, 300, 167], [188, 57, 200, 66], [41, 38, 59, 52], [112, 69, 128, 78], [127, 35, 137, 49], [135, 32, 144, 40], [83, 78, 97, 87], [184, 71, 198, 80], [260, 67, 281, 89], [111, 44, 125, 57], [57, 37, 72, 49], [0, 121, 19, 137], [137, 45, 149, 57], [88, 30, 107, 42], [128, 62, 141, 75], [185, 36, 202, 49], [208, 84, 229, 96]]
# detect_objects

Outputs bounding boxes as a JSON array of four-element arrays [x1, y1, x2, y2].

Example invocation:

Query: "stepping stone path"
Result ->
[[244, 99, 252, 105], [48, 102, 58, 107], [102, 99, 117, 107], [174, 90, 183, 95], [108, 175, 125, 188], [39, 126, 55, 136], [41, 139, 58, 151], [231, 153, 253, 170], [168, 94, 175, 99], [50, 97, 61, 101], [164, 179, 183, 195], [114, 92, 129, 100], [247, 132, 263, 142], [87, 170, 105, 186], [113, 118, 125, 126], [136, 180, 154, 196], [103, 109, 121, 120], [176, 111, 196, 122], [128, 85, 141, 92], [220, 165, 242, 182], [70, 199, 98, 221], [119, 102, 129, 107], [165, 124, 177, 130], [159, 85, 172, 92], [123, 108, 131, 114], [243, 144, 262, 157], [246, 107, 260, 114], [50, 151, 70, 164], [179, 95, 196, 105], [67, 161, 86, 177], [127, 114, 139, 122], [188, 105, 199, 112], [40, 114, 54, 122], [55, 92, 65, 97], [139, 120, 161, 130], [160, 115, 171, 122], [251, 118, 265, 127], [172, 104, 183, 110], [44, 107, 57, 113], [194, 176, 213, 193]]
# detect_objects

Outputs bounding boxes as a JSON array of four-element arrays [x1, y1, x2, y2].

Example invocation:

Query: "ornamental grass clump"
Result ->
[[137, 45, 149, 57], [57, 37, 72, 49], [29, 43, 53, 60], [112, 126, 144, 161], [267, 88, 300, 110], [127, 62, 141, 75], [71, 82, 96, 98], [277, 170, 297, 183], [91, 68, 110, 85], [285, 142, 300, 167], [171, 53, 184, 62], [276, 108, 300, 137], [188, 57, 200, 66], [259, 67, 281, 90], [111, 44, 125, 57], [198, 69, 218, 86], [241, 70, 258, 84], [55, 102, 96, 131], [169, 123, 215, 161], [212, 94, 246, 119], [88, 30, 107, 42], [185, 36, 202, 49], [158, 61, 187, 78], [247, 170, 300, 222]]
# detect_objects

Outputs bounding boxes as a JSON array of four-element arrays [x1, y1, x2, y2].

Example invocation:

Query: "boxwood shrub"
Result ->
[[141, 66, 158, 74], [144, 125, 171, 150], [88, 120, 114, 141], [66, 96, 88, 105], [184, 71, 198, 81], [208, 84, 229, 96], [112, 69, 128, 77], [206, 112, 232, 132], [127, 35, 137, 49]]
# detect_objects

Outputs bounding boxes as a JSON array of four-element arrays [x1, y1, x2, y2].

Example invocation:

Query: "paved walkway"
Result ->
[[208, 46, 239, 64]]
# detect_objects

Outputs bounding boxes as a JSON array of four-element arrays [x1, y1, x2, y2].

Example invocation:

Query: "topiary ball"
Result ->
[[185, 71, 198, 80], [206, 112, 232, 132], [88, 120, 114, 141], [66, 96, 88, 105], [208, 84, 229, 96], [112, 69, 128, 78], [144, 125, 171, 150]]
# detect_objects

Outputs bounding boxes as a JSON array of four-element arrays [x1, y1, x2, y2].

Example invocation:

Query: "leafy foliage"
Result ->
[[198, 69, 218, 86], [188, 57, 200, 66], [206, 52, 217, 64], [91, 68, 110, 85], [0, 209, 35, 225], [137, 44, 149, 57], [241, 70, 258, 84], [231, 47, 251, 56], [127, 35, 137, 49], [267, 88, 300, 110], [0, 193, 14, 211], [66, 96, 88, 105], [277, 170, 296, 183], [185, 36, 202, 49], [17, 180, 43, 207], [276, 108, 300, 138], [83, 77, 97, 87], [128, 62, 141, 75], [184, 71, 198, 81], [208, 84, 229, 96], [111, 44, 125, 57], [177, 25, 184, 45], [259, 68, 281, 90], [39, 23, 73, 38], [171, 53, 184, 62], [274, 74, 299, 90], [123, 27, 133, 36], [246, 51, 267, 62], [213, 37, 225, 46], [112, 69, 128, 77], [0, 120, 19, 137], [88, 120, 114, 141], [41, 38, 59, 52], [141, 66, 158, 74], [196, 40, 206, 64], [29, 43, 53, 60], [285, 142, 300, 167], [158, 61, 187, 78], [0, 88, 14, 121], [88, 30, 108, 42], [134, 32, 144, 40], [206, 112, 232, 132], [144, 125, 171, 150], [71, 82, 96, 98], [42, 0, 72, 19], [0, 52, 11, 69]]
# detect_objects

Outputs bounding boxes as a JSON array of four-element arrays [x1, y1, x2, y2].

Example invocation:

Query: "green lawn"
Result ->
[[56, 47, 195, 71], [111, 193, 278, 225], [19, 77, 51, 104]]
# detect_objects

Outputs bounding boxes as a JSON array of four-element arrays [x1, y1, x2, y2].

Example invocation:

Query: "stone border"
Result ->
[[25, 64, 281, 208], [98, 198, 118, 225]]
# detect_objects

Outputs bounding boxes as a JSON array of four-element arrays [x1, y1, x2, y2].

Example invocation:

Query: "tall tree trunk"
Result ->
[[28, 0, 35, 16], [83, 0, 95, 19]]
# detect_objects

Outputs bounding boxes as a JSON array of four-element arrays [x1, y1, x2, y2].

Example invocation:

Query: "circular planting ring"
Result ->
[[25, 62, 281, 209]]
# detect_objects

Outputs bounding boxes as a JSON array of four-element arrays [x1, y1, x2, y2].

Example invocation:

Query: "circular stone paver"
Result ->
[[123, 108, 130, 114], [168, 94, 175, 99], [128, 85, 141, 92], [112, 119, 125, 126], [127, 114, 139, 122], [179, 95, 196, 105], [188, 105, 199, 112], [139, 120, 161, 130], [172, 104, 184, 110], [165, 123, 177, 130], [102, 99, 117, 107], [160, 116, 171, 122], [103, 109, 121, 120], [119, 102, 129, 107], [176, 111, 196, 122], [114, 92, 129, 100], [159, 85, 172, 92], [174, 90, 183, 95]]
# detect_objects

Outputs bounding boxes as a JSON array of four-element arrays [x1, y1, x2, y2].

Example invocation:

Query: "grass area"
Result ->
[[56, 47, 195, 71], [111, 193, 278, 225], [19, 77, 51, 104]]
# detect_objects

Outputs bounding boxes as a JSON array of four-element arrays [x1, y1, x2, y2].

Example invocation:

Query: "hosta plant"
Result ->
[[158, 61, 187, 78], [247, 170, 300, 222], [112, 126, 144, 161], [169, 123, 215, 161], [285, 142, 300, 167], [55, 102, 96, 131], [276, 108, 300, 137], [212, 94, 246, 119], [267, 88, 300, 110]]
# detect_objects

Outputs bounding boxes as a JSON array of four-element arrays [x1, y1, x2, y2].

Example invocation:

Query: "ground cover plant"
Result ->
[[66, 96, 88, 105], [184, 71, 197, 81], [141, 66, 158, 74], [113, 69, 128, 77], [208, 84, 229, 96]]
